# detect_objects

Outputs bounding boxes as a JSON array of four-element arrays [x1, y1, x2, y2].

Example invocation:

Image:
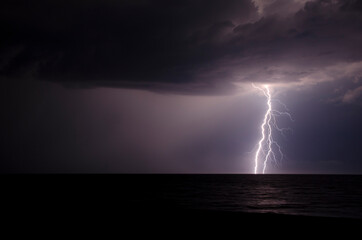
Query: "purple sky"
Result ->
[[2, 0, 362, 173]]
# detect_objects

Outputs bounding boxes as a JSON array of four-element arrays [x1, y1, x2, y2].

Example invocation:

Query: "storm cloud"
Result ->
[[1, 0, 362, 95], [2, 0, 362, 173]]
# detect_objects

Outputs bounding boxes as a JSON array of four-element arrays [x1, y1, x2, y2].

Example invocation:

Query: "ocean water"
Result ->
[[124, 175, 362, 219]]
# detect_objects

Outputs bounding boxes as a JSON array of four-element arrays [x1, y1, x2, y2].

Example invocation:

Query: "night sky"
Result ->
[[2, 0, 362, 173]]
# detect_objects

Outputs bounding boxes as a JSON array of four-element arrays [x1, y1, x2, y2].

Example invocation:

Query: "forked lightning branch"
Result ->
[[252, 84, 293, 174]]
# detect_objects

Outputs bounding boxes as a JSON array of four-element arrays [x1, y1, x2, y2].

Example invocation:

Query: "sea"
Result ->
[[121, 174, 362, 219], [3, 174, 362, 221]]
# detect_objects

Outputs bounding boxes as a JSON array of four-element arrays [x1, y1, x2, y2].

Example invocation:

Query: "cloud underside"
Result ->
[[1, 0, 362, 95]]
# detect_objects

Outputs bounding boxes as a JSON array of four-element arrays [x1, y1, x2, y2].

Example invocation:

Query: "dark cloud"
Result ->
[[0, 0, 256, 93], [1, 0, 362, 95], [2, 0, 362, 174]]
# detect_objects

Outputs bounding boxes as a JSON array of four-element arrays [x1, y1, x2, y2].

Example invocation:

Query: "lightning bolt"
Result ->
[[252, 83, 292, 174]]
